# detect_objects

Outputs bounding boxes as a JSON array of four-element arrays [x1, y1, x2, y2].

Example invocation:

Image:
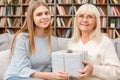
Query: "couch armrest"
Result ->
[[0, 49, 11, 80], [0, 33, 13, 51]]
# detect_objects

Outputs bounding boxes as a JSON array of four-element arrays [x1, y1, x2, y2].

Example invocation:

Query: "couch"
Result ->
[[0, 33, 120, 80]]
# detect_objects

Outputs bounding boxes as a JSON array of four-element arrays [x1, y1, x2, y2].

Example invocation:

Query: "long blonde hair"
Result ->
[[11, 1, 55, 55], [71, 4, 102, 42]]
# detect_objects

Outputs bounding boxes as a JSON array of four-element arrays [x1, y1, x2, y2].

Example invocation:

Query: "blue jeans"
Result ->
[[7, 76, 40, 80]]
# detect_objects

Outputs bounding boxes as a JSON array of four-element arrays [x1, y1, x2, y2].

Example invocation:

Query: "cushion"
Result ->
[[0, 33, 13, 51], [115, 38, 120, 60], [111, 39, 116, 49], [0, 49, 11, 80], [57, 38, 70, 50], [105, 39, 120, 61]]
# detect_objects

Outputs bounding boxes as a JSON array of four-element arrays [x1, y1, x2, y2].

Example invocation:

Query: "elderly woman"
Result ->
[[68, 4, 120, 80]]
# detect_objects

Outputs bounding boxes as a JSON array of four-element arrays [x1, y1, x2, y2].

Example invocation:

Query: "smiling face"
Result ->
[[76, 11, 96, 35], [33, 5, 51, 29], [72, 4, 101, 42]]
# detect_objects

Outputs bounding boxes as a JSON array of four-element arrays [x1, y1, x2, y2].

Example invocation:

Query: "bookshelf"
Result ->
[[0, 0, 120, 39]]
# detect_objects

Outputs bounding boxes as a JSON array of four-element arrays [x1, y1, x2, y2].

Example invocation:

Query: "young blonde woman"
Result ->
[[4, 1, 71, 80], [68, 4, 120, 80]]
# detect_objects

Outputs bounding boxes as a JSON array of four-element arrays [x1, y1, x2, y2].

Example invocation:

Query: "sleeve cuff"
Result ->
[[91, 64, 103, 76], [18, 68, 37, 77]]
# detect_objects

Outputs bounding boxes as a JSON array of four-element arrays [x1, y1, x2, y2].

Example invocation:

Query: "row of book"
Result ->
[[57, 0, 120, 4], [56, 29, 72, 38], [0, 4, 119, 16], [3, 0, 120, 4], [56, 17, 119, 28], [110, 6, 120, 16], [109, 18, 120, 28], [26, 0, 54, 4], [3, 27, 120, 39], [56, 17, 118, 28], [1, 17, 120, 28], [56, 28, 120, 38], [0, 0, 54, 4], [0, 6, 55, 16], [57, 5, 105, 15], [57, 16, 104, 28], [56, 17, 72, 27], [0, 18, 21, 27], [56, 5, 120, 16], [2, 28, 120, 39], [0, 27, 71, 37], [58, 0, 107, 4], [7, 0, 120, 4], [56, 17, 120, 28], [108, 29, 120, 39], [0, 6, 22, 16], [110, 0, 120, 4], [0, 0, 21, 4]]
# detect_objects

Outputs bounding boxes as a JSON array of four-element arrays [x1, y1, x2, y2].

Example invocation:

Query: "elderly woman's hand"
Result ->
[[78, 60, 93, 79]]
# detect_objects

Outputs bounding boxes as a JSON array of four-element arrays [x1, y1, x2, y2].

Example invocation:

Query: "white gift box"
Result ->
[[51, 50, 88, 77]]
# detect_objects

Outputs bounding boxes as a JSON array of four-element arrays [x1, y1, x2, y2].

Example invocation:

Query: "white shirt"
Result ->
[[68, 35, 120, 80]]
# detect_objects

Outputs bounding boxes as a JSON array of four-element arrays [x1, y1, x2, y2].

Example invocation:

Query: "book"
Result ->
[[57, 5, 66, 15], [114, 29, 120, 38], [6, 29, 14, 34], [66, 18, 72, 27], [97, 7, 105, 16], [108, 29, 113, 39], [102, 0, 106, 4], [7, 18, 12, 26], [69, 6, 72, 15], [60, 18, 65, 27], [82, 0, 89, 4], [56, 29, 62, 37], [113, 0, 118, 4], [112, 6, 117, 16], [6, 6, 13, 15], [75, 0, 81, 3], [118, 18, 120, 28], [51, 50, 88, 77], [74, 6, 77, 14], [101, 17, 107, 28], [58, 0, 63, 4], [65, 29, 71, 38], [114, 7, 120, 16], [57, 17, 61, 27]]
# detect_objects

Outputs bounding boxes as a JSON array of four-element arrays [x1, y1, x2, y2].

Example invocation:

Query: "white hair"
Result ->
[[71, 4, 102, 42]]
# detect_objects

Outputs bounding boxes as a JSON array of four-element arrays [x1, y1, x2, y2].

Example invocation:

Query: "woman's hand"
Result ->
[[78, 60, 93, 79], [48, 71, 72, 80]]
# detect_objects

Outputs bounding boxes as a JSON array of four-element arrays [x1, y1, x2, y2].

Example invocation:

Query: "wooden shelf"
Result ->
[[0, 0, 120, 38]]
